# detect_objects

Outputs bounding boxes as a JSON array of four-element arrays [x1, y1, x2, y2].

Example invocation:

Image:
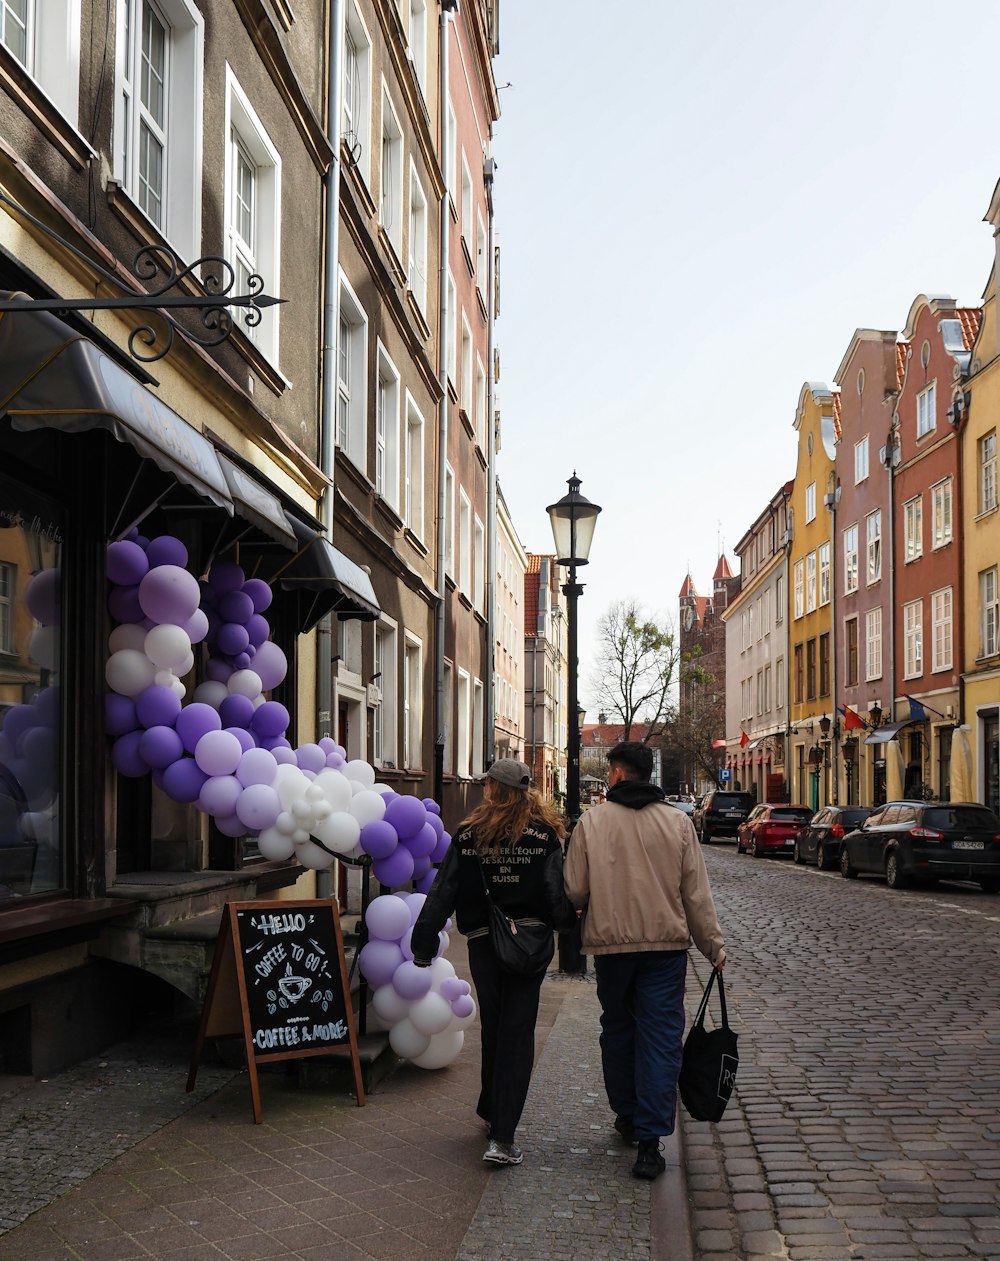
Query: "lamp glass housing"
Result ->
[[547, 474, 601, 566], [842, 738, 857, 765]]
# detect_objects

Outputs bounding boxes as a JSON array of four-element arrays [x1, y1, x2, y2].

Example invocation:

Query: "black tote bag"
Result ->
[[678, 967, 739, 1122]]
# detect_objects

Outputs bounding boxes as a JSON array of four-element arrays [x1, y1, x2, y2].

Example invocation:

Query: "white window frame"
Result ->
[[444, 463, 455, 577], [342, 1, 372, 185], [476, 209, 487, 295], [443, 660, 453, 772], [931, 587, 952, 673], [445, 96, 457, 203], [403, 392, 425, 539], [474, 352, 486, 450], [776, 657, 785, 710], [843, 523, 859, 594], [373, 618, 398, 767], [459, 488, 472, 599], [457, 667, 471, 777], [854, 435, 869, 484], [865, 509, 881, 585], [865, 606, 882, 682], [446, 270, 457, 385], [403, 633, 422, 770], [805, 551, 817, 614], [980, 430, 997, 515], [793, 559, 804, 619], [379, 85, 404, 260], [805, 482, 816, 523], [407, 159, 428, 312], [2, 0, 81, 124], [472, 678, 484, 776], [818, 541, 831, 607], [408, 0, 426, 91], [982, 567, 999, 659], [931, 478, 952, 549], [903, 599, 923, 680], [460, 150, 473, 248], [904, 496, 923, 563], [375, 343, 400, 511], [474, 515, 485, 615], [336, 272, 367, 471], [0, 560, 14, 654], [460, 313, 473, 416], [114, 0, 203, 260], [917, 382, 936, 438], [775, 574, 784, 624]]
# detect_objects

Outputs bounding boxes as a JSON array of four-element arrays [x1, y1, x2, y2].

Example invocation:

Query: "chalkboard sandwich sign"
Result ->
[[187, 899, 365, 1122]]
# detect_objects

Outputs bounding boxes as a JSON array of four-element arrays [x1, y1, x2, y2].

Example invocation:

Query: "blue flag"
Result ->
[[906, 695, 928, 722]]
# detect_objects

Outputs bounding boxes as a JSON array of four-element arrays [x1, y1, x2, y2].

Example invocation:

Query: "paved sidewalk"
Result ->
[[0, 941, 695, 1261]]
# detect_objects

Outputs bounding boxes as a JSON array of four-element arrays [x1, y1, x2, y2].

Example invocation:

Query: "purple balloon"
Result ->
[[214, 812, 247, 838], [451, 993, 475, 1019], [439, 977, 465, 1003], [421, 798, 442, 816], [219, 693, 255, 729], [108, 584, 144, 624], [261, 736, 292, 751], [104, 693, 139, 737], [431, 830, 452, 864], [218, 590, 254, 625], [245, 613, 270, 648], [111, 730, 147, 778], [139, 724, 184, 769], [224, 726, 256, 754], [233, 653, 252, 670], [236, 747, 279, 788], [198, 774, 242, 817], [194, 729, 243, 777], [406, 822, 438, 861], [106, 540, 149, 587], [176, 703, 222, 754], [206, 657, 233, 684], [32, 687, 60, 726], [3, 704, 35, 746], [295, 743, 326, 774], [182, 609, 210, 645], [358, 940, 405, 989], [426, 813, 445, 840], [235, 783, 281, 830], [384, 795, 428, 840], [208, 561, 245, 594], [359, 819, 399, 861], [217, 622, 250, 656], [135, 684, 182, 730], [252, 641, 287, 691], [144, 535, 188, 569], [242, 579, 273, 613], [162, 756, 208, 804], [373, 845, 415, 888], [251, 701, 289, 739], [391, 958, 432, 1000], [411, 855, 432, 881], [414, 868, 438, 895], [272, 747, 297, 764], [326, 752, 346, 770], [138, 564, 202, 625]]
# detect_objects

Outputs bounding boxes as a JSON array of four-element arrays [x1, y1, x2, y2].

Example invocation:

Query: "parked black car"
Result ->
[[794, 806, 874, 870], [694, 790, 755, 843], [839, 800, 1000, 892]]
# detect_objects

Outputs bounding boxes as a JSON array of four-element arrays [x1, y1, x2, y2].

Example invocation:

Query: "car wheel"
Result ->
[[979, 878, 1000, 894], [750, 835, 761, 858], [793, 838, 803, 865], [840, 846, 858, 879], [816, 840, 829, 871], [702, 829, 712, 845], [885, 851, 908, 890]]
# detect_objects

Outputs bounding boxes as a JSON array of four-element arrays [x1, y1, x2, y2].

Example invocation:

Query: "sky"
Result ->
[[490, 0, 1000, 715]]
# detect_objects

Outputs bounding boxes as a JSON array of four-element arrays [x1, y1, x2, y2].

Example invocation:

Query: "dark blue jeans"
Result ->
[[594, 950, 688, 1142]]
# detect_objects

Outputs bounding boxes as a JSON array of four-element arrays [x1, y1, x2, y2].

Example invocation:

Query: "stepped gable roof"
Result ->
[[713, 555, 733, 581]]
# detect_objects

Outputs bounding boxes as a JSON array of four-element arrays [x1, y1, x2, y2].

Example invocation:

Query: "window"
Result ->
[[980, 431, 997, 514], [793, 559, 804, 618], [445, 97, 457, 202], [931, 479, 952, 549], [903, 600, 923, 679], [865, 509, 881, 584], [459, 488, 472, 598], [756, 668, 764, 716], [843, 523, 858, 594], [1, 0, 31, 66], [375, 344, 400, 510], [442, 661, 453, 772], [819, 632, 830, 697], [444, 463, 455, 576], [982, 567, 999, 659], [336, 275, 367, 469], [380, 88, 403, 259], [407, 161, 428, 312], [403, 635, 423, 769], [115, 0, 203, 258], [865, 607, 882, 681], [1, 0, 81, 124], [805, 551, 817, 614], [818, 541, 831, 606], [917, 382, 936, 438], [806, 638, 816, 700], [473, 516, 485, 614], [474, 354, 486, 450], [775, 574, 784, 623], [457, 668, 470, 777], [805, 482, 816, 523], [458, 314, 473, 416], [403, 393, 425, 538], [408, 0, 426, 90], [472, 679, 484, 776], [845, 616, 858, 687], [931, 587, 952, 673], [793, 643, 804, 705], [372, 620, 397, 766], [775, 657, 784, 710], [904, 496, 923, 562], [460, 152, 473, 249], [854, 436, 869, 484], [446, 270, 457, 385], [225, 69, 281, 361], [0, 559, 12, 653], [476, 210, 487, 295], [342, 2, 372, 183]]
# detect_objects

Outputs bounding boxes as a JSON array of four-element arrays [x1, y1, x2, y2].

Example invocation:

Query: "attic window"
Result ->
[[857, 368, 865, 396]]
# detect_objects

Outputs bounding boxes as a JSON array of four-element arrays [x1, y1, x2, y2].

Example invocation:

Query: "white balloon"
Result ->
[[178, 650, 195, 677], [305, 783, 325, 802], [272, 763, 310, 810], [109, 623, 148, 654], [228, 668, 263, 699], [256, 827, 296, 860], [311, 769, 353, 813], [275, 811, 296, 837], [170, 678, 187, 700], [349, 789, 387, 827], [409, 992, 454, 1037], [372, 984, 412, 1025], [388, 1018, 431, 1060], [144, 623, 193, 671], [313, 801, 332, 821], [292, 828, 310, 846], [105, 648, 157, 697], [291, 798, 313, 822], [192, 680, 229, 709], [295, 839, 337, 870], [428, 956, 457, 987], [311, 811, 361, 855], [410, 1029, 464, 1070], [344, 758, 376, 788], [28, 625, 59, 671], [154, 669, 178, 688]]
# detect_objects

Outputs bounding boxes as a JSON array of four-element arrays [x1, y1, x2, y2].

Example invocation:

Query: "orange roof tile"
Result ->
[[957, 307, 982, 350], [581, 722, 654, 748], [896, 341, 909, 391], [832, 390, 842, 443], [679, 573, 697, 600], [713, 555, 733, 581]]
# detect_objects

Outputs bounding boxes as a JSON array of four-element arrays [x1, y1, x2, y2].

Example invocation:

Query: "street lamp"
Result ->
[[842, 736, 857, 805], [808, 744, 824, 812], [547, 472, 601, 975]]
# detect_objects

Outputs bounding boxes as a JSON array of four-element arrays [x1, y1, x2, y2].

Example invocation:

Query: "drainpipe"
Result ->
[[483, 157, 496, 767], [434, 1, 457, 805], [317, 0, 344, 896], [826, 476, 840, 805], [884, 426, 897, 726]]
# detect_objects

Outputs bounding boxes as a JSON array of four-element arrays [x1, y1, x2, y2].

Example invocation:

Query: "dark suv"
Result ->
[[839, 801, 1000, 891], [695, 790, 756, 843]]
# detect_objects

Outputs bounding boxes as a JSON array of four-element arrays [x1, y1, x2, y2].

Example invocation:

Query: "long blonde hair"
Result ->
[[462, 780, 567, 854]]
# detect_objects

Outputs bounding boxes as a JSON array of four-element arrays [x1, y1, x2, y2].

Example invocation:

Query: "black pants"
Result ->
[[468, 935, 545, 1144]]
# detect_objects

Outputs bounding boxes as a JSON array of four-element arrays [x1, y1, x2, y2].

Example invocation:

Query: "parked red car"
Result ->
[[737, 804, 814, 857]]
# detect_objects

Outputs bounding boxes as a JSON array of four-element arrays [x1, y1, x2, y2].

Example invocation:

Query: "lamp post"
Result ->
[[808, 744, 824, 812], [842, 736, 857, 806], [547, 473, 601, 976]]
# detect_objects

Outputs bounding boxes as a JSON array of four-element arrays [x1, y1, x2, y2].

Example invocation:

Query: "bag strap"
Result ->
[[691, 966, 729, 1031]]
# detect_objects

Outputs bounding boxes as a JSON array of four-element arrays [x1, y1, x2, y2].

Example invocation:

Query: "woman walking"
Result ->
[[411, 759, 576, 1166]]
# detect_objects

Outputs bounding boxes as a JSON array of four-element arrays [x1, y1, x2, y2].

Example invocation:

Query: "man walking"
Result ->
[[564, 742, 727, 1180]]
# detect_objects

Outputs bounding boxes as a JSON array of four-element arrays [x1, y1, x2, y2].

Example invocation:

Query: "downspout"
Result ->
[[317, 0, 344, 896], [483, 157, 496, 767], [884, 425, 897, 726], [827, 476, 839, 805], [434, 1, 457, 805]]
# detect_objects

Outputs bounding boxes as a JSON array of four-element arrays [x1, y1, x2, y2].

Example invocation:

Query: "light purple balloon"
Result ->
[[431, 830, 452, 864], [33, 687, 60, 726], [139, 724, 184, 769], [176, 703, 222, 753], [358, 940, 405, 989], [208, 561, 245, 594], [251, 701, 289, 739], [325, 752, 346, 769], [138, 565, 202, 625], [182, 609, 210, 645], [198, 774, 242, 817], [295, 743, 326, 774], [236, 747, 279, 788], [108, 584, 144, 624], [206, 657, 233, 684], [218, 590, 254, 625], [451, 994, 475, 1019], [251, 641, 287, 691], [360, 819, 399, 861], [224, 726, 256, 754], [373, 845, 415, 888], [392, 959, 433, 1001], [365, 895, 412, 942], [144, 535, 188, 569], [106, 540, 149, 587], [111, 730, 147, 777], [384, 794, 428, 840], [215, 812, 247, 838], [194, 729, 244, 777], [421, 798, 442, 816], [406, 822, 438, 861], [217, 622, 250, 656], [245, 614, 270, 648], [318, 737, 337, 754], [219, 693, 255, 730], [414, 868, 438, 895], [135, 684, 182, 730], [242, 579, 273, 613], [105, 693, 139, 737], [426, 813, 445, 840], [235, 783, 281, 830], [439, 977, 465, 1003], [162, 757, 208, 804], [270, 747, 297, 764]]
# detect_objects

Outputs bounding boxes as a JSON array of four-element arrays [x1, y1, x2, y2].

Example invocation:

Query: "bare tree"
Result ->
[[589, 599, 679, 740]]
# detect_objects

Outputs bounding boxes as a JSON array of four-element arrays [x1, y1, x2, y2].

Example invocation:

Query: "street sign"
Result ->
[[719, 768, 731, 782]]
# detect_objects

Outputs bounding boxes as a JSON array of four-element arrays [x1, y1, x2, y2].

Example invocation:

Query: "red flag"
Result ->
[[841, 706, 865, 731], [739, 729, 749, 748], [711, 738, 727, 749]]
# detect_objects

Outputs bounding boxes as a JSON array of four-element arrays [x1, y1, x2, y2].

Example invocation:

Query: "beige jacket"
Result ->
[[564, 795, 725, 963]]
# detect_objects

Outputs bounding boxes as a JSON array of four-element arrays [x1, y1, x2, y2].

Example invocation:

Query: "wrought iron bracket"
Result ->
[[0, 188, 283, 363]]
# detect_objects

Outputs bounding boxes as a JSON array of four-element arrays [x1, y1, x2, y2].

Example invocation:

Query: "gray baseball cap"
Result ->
[[485, 758, 532, 789]]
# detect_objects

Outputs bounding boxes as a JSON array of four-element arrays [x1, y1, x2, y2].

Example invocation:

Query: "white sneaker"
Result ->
[[483, 1138, 523, 1166]]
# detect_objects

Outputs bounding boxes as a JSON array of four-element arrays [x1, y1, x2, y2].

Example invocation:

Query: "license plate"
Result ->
[[784, 838, 794, 845], [953, 840, 984, 850]]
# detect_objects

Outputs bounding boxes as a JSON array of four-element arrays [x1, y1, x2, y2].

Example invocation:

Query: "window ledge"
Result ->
[[106, 181, 193, 278], [475, 286, 489, 324], [974, 505, 998, 523], [405, 290, 431, 342], [0, 49, 95, 171], [0, 897, 137, 962], [403, 527, 428, 557], [459, 407, 475, 440], [377, 226, 407, 287], [229, 325, 288, 398], [342, 150, 377, 217], [460, 235, 475, 278]]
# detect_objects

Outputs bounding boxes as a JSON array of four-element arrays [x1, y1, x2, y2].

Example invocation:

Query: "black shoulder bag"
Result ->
[[476, 854, 555, 978], [678, 967, 739, 1122]]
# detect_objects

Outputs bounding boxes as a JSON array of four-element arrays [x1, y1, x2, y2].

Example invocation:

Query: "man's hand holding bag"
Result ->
[[678, 966, 739, 1122]]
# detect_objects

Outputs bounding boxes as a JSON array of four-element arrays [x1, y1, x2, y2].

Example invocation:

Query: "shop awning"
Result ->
[[275, 513, 381, 630], [215, 452, 296, 549], [864, 720, 917, 745], [0, 299, 233, 513]]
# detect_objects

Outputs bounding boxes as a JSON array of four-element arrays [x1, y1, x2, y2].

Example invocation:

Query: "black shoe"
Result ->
[[614, 1115, 637, 1145], [632, 1140, 665, 1180]]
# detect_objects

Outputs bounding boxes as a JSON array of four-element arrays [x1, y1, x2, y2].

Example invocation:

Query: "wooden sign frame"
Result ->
[[186, 898, 365, 1122]]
